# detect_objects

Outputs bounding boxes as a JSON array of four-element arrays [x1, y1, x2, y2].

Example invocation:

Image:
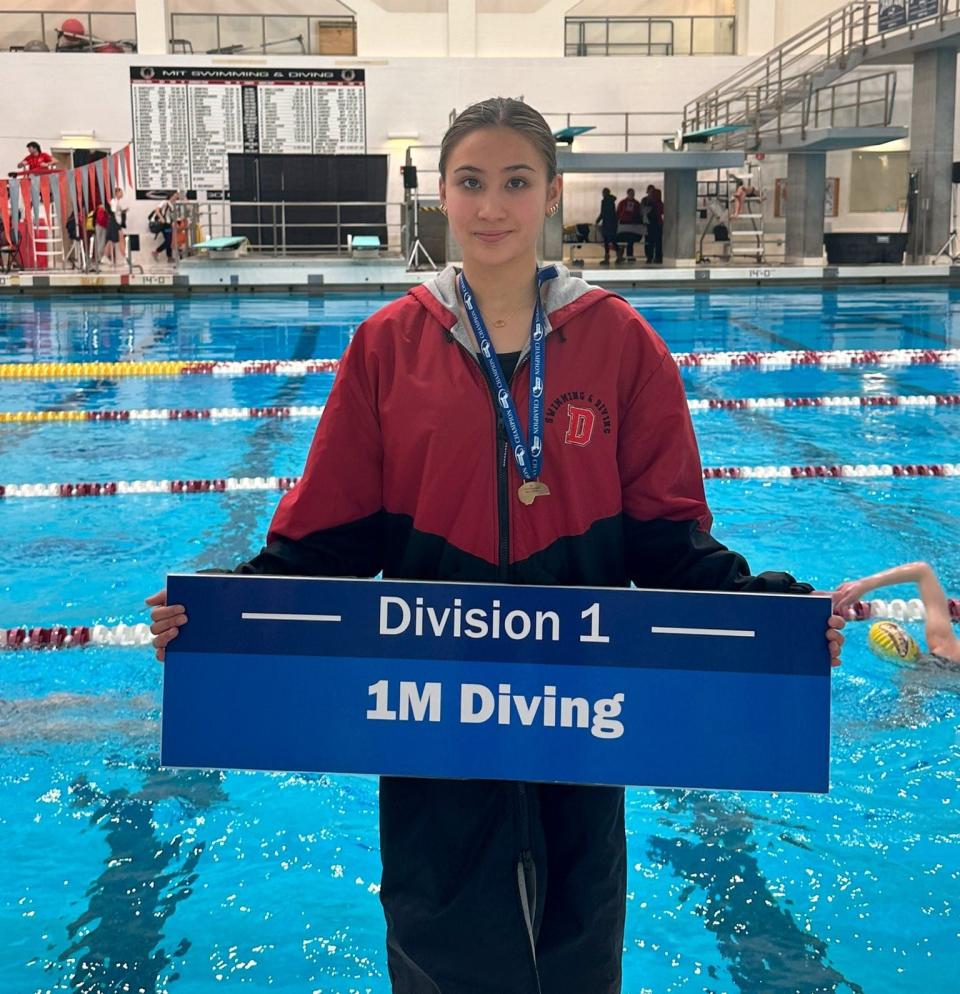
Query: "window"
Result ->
[[849, 151, 909, 213]]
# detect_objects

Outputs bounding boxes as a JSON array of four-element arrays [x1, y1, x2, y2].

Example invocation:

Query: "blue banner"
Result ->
[[161, 575, 833, 793]]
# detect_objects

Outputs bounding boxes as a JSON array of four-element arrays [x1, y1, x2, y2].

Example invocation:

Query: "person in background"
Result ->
[[730, 177, 760, 220], [833, 562, 959, 667], [596, 187, 621, 264], [641, 185, 664, 264], [16, 141, 55, 175], [615, 186, 643, 263], [104, 187, 127, 266], [149, 191, 179, 263]]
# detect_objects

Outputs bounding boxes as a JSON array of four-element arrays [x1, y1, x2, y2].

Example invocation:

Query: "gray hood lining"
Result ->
[[422, 263, 602, 364]]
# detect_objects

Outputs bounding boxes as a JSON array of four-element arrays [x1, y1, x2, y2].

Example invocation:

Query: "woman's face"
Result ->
[[439, 127, 561, 270]]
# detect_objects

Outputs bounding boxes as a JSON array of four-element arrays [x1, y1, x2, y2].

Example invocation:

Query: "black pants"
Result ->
[[618, 232, 641, 260], [159, 224, 173, 259], [379, 777, 626, 994], [645, 226, 662, 263]]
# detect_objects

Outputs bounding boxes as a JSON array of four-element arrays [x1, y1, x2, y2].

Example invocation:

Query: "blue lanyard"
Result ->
[[458, 268, 553, 483]]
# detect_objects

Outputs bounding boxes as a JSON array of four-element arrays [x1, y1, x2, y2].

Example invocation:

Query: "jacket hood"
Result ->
[[409, 263, 612, 356]]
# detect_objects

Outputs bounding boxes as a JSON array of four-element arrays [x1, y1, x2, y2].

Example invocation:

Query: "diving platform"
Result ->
[[556, 150, 745, 173]]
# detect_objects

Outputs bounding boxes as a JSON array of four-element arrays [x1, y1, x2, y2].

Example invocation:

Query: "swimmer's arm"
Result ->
[[835, 561, 956, 654]]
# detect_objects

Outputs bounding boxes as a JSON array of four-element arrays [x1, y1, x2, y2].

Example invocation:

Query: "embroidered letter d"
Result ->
[[564, 404, 596, 447]]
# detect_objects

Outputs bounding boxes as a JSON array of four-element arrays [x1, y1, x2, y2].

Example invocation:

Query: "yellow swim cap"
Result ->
[[867, 621, 920, 664]]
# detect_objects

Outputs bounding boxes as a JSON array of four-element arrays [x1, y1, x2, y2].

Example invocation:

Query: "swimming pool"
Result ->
[[1, 284, 958, 994]]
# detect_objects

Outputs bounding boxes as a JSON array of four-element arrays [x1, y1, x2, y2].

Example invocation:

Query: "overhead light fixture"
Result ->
[[59, 130, 97, 147], [388, 131, 420, 140]]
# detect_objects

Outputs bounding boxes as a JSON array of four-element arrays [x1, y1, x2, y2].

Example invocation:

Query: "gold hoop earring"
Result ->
[[547, 204, 559, 217], [440, 203, 448, 215]]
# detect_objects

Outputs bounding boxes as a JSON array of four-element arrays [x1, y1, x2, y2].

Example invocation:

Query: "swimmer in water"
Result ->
[[833, 561, 959, 667]]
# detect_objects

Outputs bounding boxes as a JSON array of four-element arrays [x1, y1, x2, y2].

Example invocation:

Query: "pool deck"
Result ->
[[2, 256, 960, 293]]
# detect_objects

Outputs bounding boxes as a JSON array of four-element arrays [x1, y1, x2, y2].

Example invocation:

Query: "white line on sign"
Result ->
[[651, 626, 755, 638], [242, 612, 343, 623]]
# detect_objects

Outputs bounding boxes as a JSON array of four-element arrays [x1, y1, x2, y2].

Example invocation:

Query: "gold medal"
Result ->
[[518, 481, 551, 506]]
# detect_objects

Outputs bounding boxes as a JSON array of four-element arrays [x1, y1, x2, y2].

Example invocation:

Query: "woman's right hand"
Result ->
[[146, 589, 187, 662]]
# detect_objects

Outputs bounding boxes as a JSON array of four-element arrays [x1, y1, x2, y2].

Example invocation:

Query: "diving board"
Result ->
[[554, 125, 596, 145]]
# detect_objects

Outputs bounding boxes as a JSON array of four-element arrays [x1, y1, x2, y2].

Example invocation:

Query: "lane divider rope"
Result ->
[[5, 394, 960, 426], [845, 598, 960, 623], [0, 359, 341, 380], [4, 599, 957, 651], [1, 463, 959, 499], [687, 393, 960, 411], [674, 348, 960, 369], [3, 348, 960, 381], [2, 623, 153, 650], [0, 405, 327, 425]]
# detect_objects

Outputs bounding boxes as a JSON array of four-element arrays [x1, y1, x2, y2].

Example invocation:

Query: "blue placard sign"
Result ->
[[161, 575, 833, 793]]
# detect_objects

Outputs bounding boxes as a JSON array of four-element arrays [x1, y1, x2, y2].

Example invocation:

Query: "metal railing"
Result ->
[[169, 12, 356, 56], [565, 15, 735, 57], [544, 110, 684, 152], [703, 68, 899, 149], [684, 0, 960, 138], [188, 199, 404, 257], [1, 10, 137, 52], [808, 69, 898, 129]]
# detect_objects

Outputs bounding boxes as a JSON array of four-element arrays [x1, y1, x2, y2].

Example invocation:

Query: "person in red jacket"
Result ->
[[148, 97, 844, 993], [615, 186, 643, 262]]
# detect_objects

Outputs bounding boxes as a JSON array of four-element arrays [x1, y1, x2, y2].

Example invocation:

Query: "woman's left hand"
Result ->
[[826, 613, 845, 668]]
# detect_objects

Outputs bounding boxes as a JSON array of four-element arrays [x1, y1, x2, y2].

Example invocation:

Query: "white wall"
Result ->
[[0, 51, 749, 242], [0, 46, 939, 257]]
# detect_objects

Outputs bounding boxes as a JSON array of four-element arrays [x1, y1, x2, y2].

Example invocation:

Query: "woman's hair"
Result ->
[[439, 97, 557, 181], [26, 142, 41, 153]]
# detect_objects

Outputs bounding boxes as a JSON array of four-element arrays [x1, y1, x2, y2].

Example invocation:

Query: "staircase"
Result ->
[[682, 0, 960, 151]]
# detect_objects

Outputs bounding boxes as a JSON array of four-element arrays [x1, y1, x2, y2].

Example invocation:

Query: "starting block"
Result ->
[[192, 236, 249, 259], [348, 234, 381, 258]]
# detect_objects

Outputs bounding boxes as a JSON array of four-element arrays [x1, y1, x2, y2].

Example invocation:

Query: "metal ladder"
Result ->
[[727, 168, 765, 263]]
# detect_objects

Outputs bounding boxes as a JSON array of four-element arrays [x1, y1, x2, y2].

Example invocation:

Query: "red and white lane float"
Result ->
[[1, 622, 153, 650], [1, 465, 959, 500], [4, 600, 956, 650], [3, 348, 960, 381], [843, 598, 960, 623], [673, 347, 960, 370], [687, 393, 960, 412], [4, 394, 960, 425], [0, 405, 326, 425]]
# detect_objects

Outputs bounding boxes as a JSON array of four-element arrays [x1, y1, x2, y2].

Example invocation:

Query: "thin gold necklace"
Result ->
[[464, 284, 538, 328]]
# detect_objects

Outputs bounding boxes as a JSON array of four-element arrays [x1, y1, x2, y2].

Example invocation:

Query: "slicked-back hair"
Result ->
[[439, 97, 557, 181]]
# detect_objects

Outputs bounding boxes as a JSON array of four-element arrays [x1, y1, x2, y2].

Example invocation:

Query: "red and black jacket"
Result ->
[[240, 264, 806, 598]]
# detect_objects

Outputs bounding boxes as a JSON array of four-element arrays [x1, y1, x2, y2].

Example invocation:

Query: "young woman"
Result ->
[[834, 561, 958, 666], [148, 97, 844, 993]]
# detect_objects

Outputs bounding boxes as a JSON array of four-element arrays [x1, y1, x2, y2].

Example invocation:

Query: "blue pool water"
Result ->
[[1, 284, 959, 994]]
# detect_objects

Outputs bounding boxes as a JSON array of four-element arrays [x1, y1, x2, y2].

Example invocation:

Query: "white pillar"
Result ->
[[448, 0, 477, 57], [736, 0, 776, 56], [135, 0, 169, 56]]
